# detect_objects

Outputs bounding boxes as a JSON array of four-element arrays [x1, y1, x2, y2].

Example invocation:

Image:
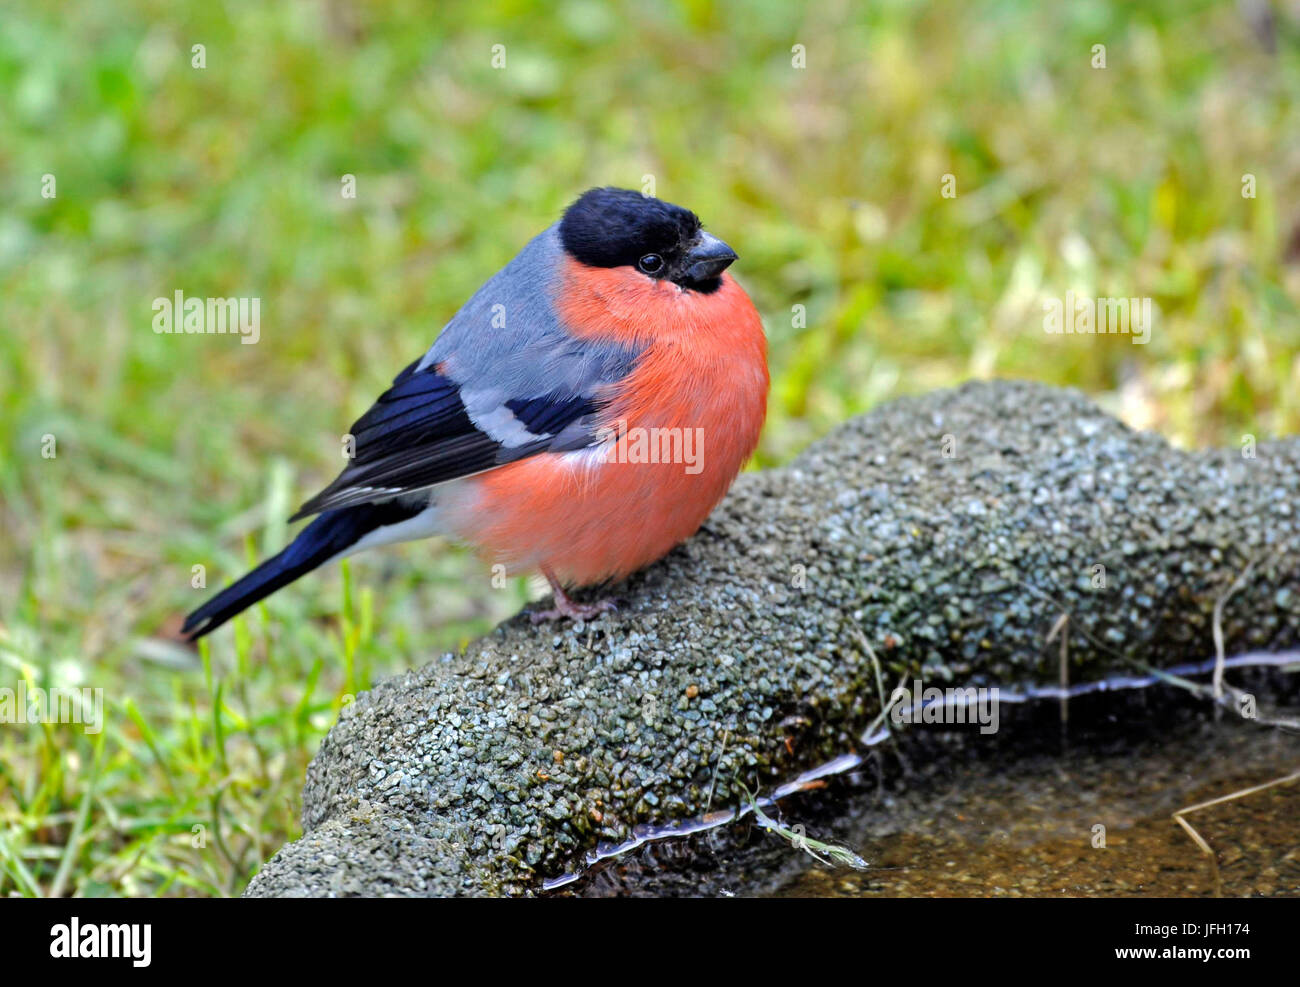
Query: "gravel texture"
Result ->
[[244, 380, 1300, 897]]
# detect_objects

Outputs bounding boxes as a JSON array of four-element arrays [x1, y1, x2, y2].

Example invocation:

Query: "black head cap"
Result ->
[[559, 187, 735, 292]]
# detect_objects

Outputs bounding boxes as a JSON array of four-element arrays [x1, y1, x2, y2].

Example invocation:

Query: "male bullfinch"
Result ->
[[182, 187, 768, 637]]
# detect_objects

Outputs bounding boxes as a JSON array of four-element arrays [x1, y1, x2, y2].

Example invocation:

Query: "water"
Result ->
[[550, 653, 1299, 896], [776, 714, 1299, 897]]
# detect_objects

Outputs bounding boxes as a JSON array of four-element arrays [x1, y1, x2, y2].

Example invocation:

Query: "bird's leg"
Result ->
[[528, 565, 619, 624]]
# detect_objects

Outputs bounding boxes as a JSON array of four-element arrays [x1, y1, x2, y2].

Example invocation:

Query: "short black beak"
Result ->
[[683, 232, 738, 282]]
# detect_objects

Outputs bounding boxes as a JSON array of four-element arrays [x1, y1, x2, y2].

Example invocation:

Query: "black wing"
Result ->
[[289, 359, 599, 521]]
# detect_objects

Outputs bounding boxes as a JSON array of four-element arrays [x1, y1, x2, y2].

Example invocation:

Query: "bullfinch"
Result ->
[[182, 187, 768, 638]]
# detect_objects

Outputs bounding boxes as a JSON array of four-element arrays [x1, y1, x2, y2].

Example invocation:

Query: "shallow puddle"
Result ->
[[773, 705, 1300, 898], [556, 658, 1299, 897]]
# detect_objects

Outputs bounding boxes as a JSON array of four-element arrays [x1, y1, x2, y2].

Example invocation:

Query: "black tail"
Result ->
[[181, 501, 423, 639]]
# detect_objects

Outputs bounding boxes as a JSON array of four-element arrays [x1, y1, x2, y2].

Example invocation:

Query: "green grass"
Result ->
[[1, 0, 1298, 896]]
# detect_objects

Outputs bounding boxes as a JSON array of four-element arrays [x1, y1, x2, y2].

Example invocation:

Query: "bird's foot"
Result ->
[[529, 565, 620, 623], [528, 596, 618, 624]]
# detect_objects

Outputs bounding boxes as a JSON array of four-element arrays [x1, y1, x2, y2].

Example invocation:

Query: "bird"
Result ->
[[181, 187, 769, 639]]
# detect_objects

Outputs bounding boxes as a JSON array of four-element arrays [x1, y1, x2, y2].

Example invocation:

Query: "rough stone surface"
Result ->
[[244, 380, 1300, 897]]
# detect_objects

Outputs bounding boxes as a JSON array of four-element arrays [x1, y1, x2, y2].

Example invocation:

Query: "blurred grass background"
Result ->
[[1, 0, 1298, 896]]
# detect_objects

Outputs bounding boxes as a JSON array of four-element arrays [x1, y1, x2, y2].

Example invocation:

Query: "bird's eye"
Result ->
[[638, 253, 664, 275]]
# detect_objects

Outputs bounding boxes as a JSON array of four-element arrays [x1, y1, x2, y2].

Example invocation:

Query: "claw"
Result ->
[[528, 565, 619, 624], [528, 597, 618, 624]]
